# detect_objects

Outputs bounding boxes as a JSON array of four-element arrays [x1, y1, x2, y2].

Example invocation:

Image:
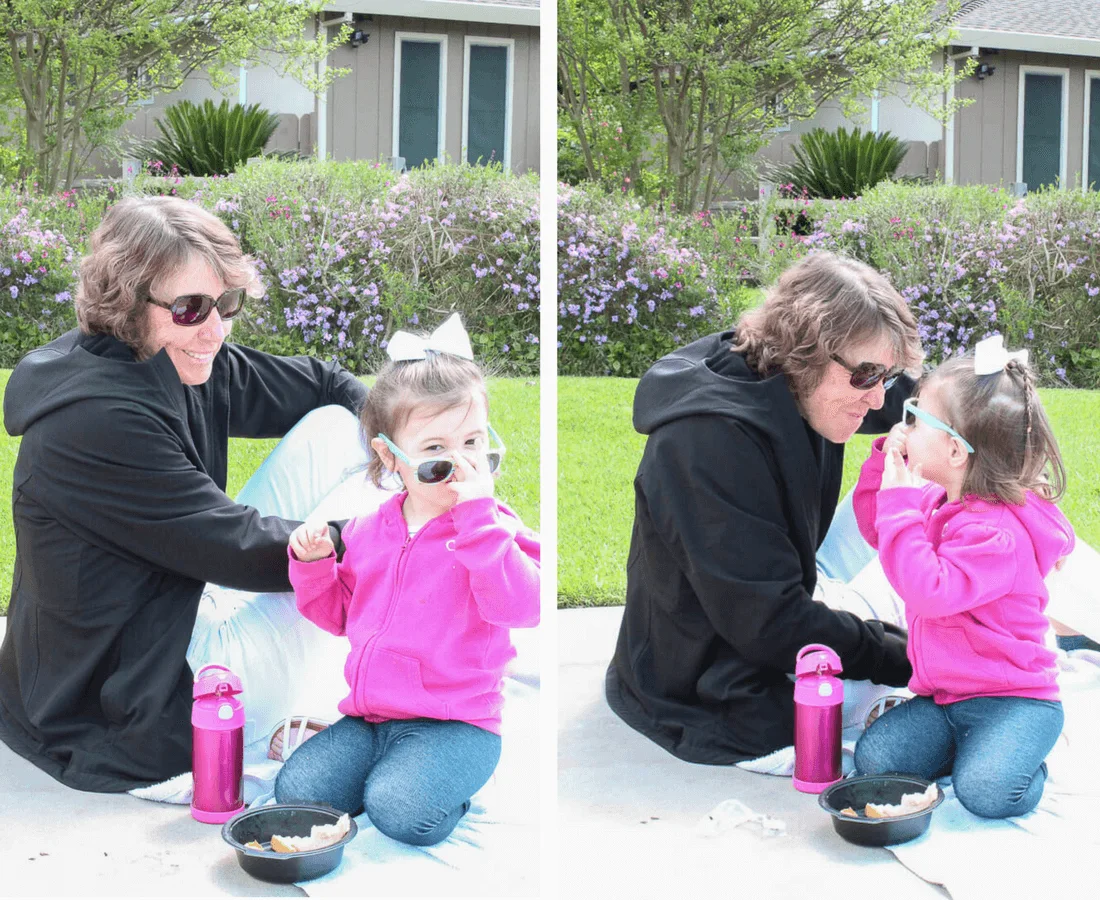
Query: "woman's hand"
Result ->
[[289, 517, 335, 562], [881, 447, 922, 491], [882, 421, 909, 459], [446, 450, 496, 506]]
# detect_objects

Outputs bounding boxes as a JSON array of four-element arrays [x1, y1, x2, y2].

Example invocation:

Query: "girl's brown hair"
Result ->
[[76, 196, 261, 355], [360, 352, 488, 488], [923, 354, 1066, 504], [733, 251, 923, 401]]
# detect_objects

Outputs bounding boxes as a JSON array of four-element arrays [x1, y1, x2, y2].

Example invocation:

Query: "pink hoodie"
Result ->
[[288, 494, 540, 735], [854, 437, 1073, 704]]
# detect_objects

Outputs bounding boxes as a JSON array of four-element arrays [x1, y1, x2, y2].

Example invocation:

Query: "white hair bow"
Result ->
[[386, 312, 474, 362], [973, 334, 1028, 376]]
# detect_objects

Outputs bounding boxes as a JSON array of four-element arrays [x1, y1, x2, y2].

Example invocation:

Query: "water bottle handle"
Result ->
[[195, 664, 232, 679], [796, 644, 834, 662], [193, 663, 242, 699]]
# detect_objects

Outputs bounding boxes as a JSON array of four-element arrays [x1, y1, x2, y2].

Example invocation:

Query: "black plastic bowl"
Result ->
[[222, 804, 358, 884], [819, 775, 944, 847]]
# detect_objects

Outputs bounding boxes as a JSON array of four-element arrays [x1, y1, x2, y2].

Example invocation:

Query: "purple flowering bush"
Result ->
[[140, 160, 539, 375], [0, 204, 83, 366], [800, 182, 1100, 386], [558, 183, 721, 376]]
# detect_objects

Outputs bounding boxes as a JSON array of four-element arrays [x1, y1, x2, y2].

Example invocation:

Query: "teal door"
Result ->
[[399, 41, 442, 169], [1021, 72, 1063, 191]]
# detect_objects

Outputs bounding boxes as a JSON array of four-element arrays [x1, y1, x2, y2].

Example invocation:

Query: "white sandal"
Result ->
[[267, 715, 331, 762], [864, 694, 908, 729]]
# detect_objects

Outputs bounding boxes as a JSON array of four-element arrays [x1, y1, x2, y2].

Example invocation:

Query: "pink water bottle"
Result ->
[[191, 664, 245, 823], [792, 643, 844, 794]]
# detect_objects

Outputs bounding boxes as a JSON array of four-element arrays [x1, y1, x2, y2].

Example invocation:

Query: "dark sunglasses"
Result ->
[[378, 425, 507, 485], [830, 353, 903, 391], [145, 287, 246, 326]]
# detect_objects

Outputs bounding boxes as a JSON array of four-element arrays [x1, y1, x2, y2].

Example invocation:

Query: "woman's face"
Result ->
[[800, 335, 897, 444], [142, 257, 232, 385]]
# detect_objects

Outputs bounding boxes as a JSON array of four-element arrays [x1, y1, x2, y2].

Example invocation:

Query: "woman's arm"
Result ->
[[224, 343, 367, 438], [452, 498, 540, 628], [23, 398, 301, 593]]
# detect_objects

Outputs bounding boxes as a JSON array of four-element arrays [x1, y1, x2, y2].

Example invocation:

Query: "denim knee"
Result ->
[[953, 763, 1046, 819], [853, 728, 893, 776], [363, 780, 466, 847], [273, 758, 311, 804]]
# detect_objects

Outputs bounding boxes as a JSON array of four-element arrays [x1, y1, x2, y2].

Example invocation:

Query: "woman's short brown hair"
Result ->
[[75, 196, 260, 354], [360, 352, 489, 489], [733, 252, 924, 401]]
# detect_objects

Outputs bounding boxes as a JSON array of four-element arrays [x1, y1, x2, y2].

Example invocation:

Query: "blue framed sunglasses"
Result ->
[[377, 424, 506, 484], [903, 398, 974, 454]]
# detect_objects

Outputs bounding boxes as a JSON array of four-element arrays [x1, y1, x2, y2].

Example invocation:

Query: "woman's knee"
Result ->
[[362, 780, 467, 847]]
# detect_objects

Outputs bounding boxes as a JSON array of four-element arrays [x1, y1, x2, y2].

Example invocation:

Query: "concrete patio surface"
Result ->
[[558, 606, 949, 900]]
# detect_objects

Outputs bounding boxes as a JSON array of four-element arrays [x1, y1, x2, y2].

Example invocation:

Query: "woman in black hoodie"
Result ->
[[606, 252, 924, 765], [0, 197, 372, 792]]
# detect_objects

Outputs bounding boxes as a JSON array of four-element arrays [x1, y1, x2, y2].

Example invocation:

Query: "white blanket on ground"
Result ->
[[736, 649, 1100, 894], [130, 628, 541, 897]]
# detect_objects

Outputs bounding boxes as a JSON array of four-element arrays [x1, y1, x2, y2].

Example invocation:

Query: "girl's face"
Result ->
[[903, 381, 969, 490], [380, 390, 490, 518]]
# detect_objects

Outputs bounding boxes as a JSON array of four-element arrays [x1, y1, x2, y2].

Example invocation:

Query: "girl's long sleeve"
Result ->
[[288, 547, 357, 636], [451, 497, 541, 628]]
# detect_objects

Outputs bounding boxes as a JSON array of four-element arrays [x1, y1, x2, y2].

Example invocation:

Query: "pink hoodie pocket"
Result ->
[[358, 648, 451, 721], [916, 619, 1009, 695]]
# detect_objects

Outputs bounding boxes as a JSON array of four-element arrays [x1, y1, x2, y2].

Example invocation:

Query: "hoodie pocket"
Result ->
[[917, 620, 1009, 694], [358, 648, 451, 721]]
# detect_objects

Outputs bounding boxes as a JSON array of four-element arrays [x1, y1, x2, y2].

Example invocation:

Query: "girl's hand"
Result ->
[[882, 421, 909, 459], [446, 450, 496, 506], [881, 447, 922, 491], [290, 517, 335, 562]]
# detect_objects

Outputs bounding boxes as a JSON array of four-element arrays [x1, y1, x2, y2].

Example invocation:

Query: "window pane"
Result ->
[[1089, 78, 1100, 190], [467, 45, 508, 166], [1022, 73, 1062, 191], [399, 41, 441, 169]]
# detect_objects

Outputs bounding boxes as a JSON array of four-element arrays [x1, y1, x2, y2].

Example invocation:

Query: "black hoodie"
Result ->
[[605, 331, 913, 764], [0, 330, 365, 792]]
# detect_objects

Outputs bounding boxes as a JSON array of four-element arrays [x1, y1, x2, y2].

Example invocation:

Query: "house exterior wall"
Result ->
[[325, 15, 539, 174], [951, 49, 1100, 189]]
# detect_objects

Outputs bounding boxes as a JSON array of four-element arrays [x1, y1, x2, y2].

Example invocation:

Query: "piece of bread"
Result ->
[[244, 840, 264, 850], [839, 807, 860, 817], [270, 835, 298, 854], [269, 814, 352, 854]]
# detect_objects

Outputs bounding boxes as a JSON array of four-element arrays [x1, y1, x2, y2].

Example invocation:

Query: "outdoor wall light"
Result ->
[[349, 29, 369, 48], [976, 62, 995, 80]]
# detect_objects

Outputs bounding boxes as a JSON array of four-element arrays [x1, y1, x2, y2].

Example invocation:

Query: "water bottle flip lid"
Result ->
[[794, 643, 843, 678], [193, 664, 243, 700]]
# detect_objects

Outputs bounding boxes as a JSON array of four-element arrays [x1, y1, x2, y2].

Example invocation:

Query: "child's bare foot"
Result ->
[[267, 717, 330, 762]]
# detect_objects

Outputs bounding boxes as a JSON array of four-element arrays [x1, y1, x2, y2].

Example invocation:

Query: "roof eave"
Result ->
[[322, 0, 539, 27], [954, 26, 1100, 59]]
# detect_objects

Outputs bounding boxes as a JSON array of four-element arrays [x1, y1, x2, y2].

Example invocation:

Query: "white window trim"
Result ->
[[461, 36, 514, 168], [128, 64, 154, 107], [1016, 64, 1070, 190], [1083, 70, 1100, 192], [392, 32, 448, 166]]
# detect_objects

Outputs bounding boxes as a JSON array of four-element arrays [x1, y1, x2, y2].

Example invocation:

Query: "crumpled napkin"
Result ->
[[694, 799, 786, 838]]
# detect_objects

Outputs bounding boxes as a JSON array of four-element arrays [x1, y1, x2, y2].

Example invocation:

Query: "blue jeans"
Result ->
[[854, 694, 1064, 818], [273, 715, 502, 847]]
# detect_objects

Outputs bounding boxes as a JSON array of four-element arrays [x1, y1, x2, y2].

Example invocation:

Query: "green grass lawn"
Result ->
[[559, 376, 1100, 607], [0, 370, 539, 616]]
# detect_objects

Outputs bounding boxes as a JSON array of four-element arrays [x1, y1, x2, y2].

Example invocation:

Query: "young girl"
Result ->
[[852, 335, 1073, 819], [272, 313, 540, 847]]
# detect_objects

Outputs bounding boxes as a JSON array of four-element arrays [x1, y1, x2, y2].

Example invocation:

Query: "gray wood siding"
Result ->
[[953, 50, 1100, 189], [326, 16, 539, 174]]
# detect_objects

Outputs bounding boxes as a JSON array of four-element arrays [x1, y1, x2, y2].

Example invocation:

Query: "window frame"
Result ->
[[461, 35, 514, 169], [392, 31, 448, 167], [1082, 69, 1100, 191], [1016, 64, 1069, 190]]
